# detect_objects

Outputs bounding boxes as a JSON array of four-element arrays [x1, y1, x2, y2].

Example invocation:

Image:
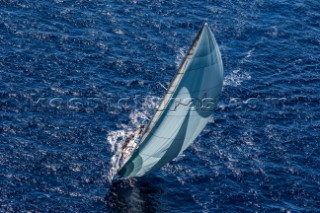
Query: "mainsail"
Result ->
[[118, 23, 224, 178]]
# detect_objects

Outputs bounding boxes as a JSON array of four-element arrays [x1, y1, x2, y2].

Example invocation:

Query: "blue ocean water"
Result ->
[[1, 0, 319, 212]]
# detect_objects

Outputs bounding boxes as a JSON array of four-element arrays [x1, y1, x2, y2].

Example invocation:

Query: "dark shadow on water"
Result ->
[[105, 175, 201, 212]]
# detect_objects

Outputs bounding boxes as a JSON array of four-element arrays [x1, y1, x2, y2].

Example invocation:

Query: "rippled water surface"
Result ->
[[1, 0, 319, 212]]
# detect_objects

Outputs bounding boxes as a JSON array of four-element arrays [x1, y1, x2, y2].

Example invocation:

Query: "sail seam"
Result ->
[[160, 84, 223, 97]]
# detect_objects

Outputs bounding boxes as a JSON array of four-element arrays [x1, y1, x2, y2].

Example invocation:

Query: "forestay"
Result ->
[[118, 23, 224, 178]]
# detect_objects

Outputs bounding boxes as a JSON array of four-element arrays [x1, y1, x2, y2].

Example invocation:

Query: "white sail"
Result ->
[[118, 23, 223, 178]]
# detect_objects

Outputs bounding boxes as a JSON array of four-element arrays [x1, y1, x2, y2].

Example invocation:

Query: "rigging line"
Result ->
[[158, 82, 168, 91]]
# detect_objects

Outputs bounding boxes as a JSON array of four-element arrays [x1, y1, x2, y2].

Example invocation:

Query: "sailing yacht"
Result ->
[[118, 23, 224, 178]]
